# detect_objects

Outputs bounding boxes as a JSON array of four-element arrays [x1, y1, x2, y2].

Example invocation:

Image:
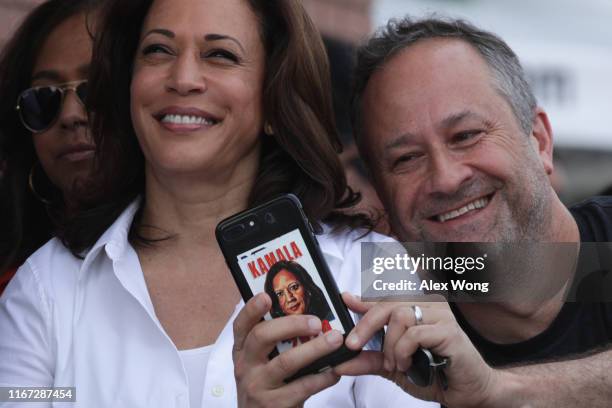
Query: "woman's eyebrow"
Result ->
[[142, 28, 175, 40], [140, 30, 245, 54], [31, 70, 62, 83], [204, 33, 245, 53]]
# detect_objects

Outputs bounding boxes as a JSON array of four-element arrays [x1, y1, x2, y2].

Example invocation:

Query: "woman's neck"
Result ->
[[140, 163, 257, 248]]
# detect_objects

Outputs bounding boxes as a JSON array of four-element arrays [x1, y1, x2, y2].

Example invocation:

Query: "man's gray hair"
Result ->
[[352, 16, 537, 153]]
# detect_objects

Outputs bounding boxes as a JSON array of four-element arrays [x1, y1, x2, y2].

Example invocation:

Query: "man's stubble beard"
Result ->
[[396, 160, 553, 243], [497, 156, 553, 243]]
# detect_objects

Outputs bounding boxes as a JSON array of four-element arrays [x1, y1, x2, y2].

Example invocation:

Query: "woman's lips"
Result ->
[[158, 120, 213, 133], [58, 145, 95, 162], [153, 106, 221, 133]]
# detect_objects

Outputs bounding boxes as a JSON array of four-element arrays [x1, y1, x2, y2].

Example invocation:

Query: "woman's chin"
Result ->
[[284, 304, 305, 315]]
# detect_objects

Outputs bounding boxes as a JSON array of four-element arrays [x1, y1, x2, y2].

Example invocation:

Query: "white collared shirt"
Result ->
[[0, 201, 437, 408]]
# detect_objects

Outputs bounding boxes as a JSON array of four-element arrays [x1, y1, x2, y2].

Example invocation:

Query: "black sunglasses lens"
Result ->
[[19, 87, 62, 132], [76, 82, 88, 107], [405, 348, 434, 387]]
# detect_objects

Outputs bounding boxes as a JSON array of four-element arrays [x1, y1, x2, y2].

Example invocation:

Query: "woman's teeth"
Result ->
[[161, 114, 216, 125]]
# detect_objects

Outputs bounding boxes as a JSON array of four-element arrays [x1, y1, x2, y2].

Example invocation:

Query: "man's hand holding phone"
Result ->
[[334, 293, 504, 408], [232, 293, 345, 408]]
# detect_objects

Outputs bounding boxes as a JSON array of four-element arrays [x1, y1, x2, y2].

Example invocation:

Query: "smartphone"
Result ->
[[216, 194, 359, 380]]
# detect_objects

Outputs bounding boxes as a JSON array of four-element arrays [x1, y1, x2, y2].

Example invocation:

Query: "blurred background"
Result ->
[[2, 0, 611, 210]]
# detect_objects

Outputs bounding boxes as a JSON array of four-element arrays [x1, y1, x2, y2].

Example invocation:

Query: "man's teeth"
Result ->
[[437, 197, 489, 223], [161, 114, 215, 125]]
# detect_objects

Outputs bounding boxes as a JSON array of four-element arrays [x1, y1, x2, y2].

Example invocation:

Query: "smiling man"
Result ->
[[353, 24, 565, 244], [342, 17, 612, 407]]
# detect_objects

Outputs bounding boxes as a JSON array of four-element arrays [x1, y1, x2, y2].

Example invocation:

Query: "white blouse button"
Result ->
[[211, 385, 224, 397]]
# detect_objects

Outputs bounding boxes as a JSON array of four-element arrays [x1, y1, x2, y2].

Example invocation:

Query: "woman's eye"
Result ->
[[205, 49, 239, 63], [142, 44, 171, 56], [275, 291, 284, 298], [289, 283, 300, 292]]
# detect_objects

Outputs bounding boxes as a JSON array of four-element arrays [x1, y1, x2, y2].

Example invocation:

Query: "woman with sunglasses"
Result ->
[[0, 0, 99, 294], [0, 0, 435, 407]]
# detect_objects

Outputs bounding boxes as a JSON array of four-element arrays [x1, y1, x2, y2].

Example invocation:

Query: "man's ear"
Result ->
[[530, 107, 554, 175]]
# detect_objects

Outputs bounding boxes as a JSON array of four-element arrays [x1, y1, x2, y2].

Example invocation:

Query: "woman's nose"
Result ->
[[166, 54, 207, 96], [58, 90, 88, 131]]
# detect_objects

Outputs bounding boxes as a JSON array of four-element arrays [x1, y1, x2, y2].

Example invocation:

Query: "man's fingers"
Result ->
[[334, 351, 437, 403], [341, 292, 375, 314], [344, 300, 446, 352], [343, 292, 389, 351], [394, 319, 455, 372], [333, 350, 385, 377], [383, 306, 414, 371], [345, 302, 396, 350], [267, 330, 344, 383], [394, 326, 425, 372], [243, 315, 323, 362], [233, 293, 271, 357]]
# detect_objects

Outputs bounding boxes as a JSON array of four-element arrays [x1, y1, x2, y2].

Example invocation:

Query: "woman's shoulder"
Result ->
[[317, 224, 397, 256], [15, 237, 83, 295], [0, 238, 73, 322], [20, 199, 141, 292], [29, 235, 75, 259]]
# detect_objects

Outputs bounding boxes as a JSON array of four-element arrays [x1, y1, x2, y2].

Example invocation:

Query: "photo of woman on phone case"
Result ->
[[265, 260, 336, 348], [265, 260, 335, 326]]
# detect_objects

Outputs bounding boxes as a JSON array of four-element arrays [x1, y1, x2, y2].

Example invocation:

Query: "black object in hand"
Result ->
[[405, 348, 449, 390]]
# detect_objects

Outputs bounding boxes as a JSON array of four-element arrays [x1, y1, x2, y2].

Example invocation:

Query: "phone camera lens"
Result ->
[[264, 213, 275, 224], [224, 224, 245, 241]]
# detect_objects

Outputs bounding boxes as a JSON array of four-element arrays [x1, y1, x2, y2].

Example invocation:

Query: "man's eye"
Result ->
[[205, 49, 239, 63], [398, 154, 416, 162], [453, 130, 482, 145], [393, 153, 421, 168]]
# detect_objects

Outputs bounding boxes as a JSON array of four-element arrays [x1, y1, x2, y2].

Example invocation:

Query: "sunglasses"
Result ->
[[405, 347, 449, 389], [371, 325, 449, 390], [16, 80, 88, 133]]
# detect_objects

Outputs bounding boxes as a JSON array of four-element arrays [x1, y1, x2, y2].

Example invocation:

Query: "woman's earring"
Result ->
[[28, 163, 53, 205], [264, 122, 274, 136]]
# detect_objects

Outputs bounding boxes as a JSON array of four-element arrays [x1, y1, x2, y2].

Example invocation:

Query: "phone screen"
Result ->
[[236, 228, 344, 352]]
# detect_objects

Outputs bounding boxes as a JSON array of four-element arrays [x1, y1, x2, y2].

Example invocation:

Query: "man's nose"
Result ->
[[425, 149, 474, 196]]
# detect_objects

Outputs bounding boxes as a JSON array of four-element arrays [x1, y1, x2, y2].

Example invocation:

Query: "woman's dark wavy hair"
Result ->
[[264, 260, 333, 320], [60, 0, 371, 255], [0, 0, 99, 273]]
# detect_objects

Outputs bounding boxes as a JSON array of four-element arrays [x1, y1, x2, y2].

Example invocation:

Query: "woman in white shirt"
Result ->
[[0, 0, 436, 407]]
